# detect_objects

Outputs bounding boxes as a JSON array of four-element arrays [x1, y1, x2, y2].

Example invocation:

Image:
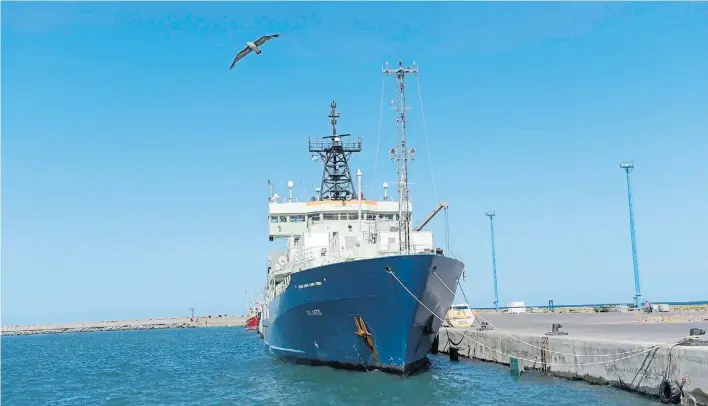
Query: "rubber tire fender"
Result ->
[[659, 379, 682, 404]]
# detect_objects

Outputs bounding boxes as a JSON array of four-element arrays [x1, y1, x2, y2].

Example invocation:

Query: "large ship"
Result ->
[[261, 62, 465, 375]]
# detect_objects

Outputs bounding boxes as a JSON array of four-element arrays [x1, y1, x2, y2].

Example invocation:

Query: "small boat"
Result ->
[[245, 315, 259, 330], [245, 303, 261, 331], [445, 303, 476, 328]]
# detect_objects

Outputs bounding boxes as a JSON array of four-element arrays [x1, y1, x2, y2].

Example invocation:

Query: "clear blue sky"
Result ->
[[2, 2, 707, 325]]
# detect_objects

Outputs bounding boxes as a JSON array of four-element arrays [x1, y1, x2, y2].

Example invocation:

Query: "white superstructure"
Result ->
[[266, 183, 440, 300]]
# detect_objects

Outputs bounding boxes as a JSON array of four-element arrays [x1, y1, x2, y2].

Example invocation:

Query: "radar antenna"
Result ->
[[383, 61, 418, 254], [308, 101, 362, 200]]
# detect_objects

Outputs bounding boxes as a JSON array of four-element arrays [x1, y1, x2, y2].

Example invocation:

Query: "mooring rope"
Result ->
[[431, 271, 681, 358], [415, 74, 438, 203], [386, 268, 683, 367]]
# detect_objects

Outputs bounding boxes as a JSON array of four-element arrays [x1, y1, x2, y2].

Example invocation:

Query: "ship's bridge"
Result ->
[[268, 199, 410, 240]]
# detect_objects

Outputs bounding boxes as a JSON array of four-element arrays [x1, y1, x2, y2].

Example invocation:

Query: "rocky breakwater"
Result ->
[[1, 315, 246, 337], [3, 323, 195, 336]]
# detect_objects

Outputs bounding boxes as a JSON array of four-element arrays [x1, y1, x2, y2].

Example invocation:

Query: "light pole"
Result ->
[[486, 211, 499, 311], [619, 161, 642, 309]]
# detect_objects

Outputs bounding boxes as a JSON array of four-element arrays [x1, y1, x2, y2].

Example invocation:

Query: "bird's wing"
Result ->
[[254, 33, 281, 47], [230, 46, 252, 69]]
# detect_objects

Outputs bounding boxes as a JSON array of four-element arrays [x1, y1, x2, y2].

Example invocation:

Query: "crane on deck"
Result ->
[[413, 200, 448, 231]]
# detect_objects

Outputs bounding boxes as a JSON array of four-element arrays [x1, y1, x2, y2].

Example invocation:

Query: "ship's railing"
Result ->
[[321, 255, 348, 265], [282, 247, 320, 273], [273, 242, 438, 278], [266, 275, 291, 301], [277, 246, 356, 271], [308, 138, 362, 152], [375, 244, 438, 257], [274, 275, 291, 297]]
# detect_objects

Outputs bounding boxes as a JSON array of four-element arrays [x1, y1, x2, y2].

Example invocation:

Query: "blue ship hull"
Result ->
[[262, 253, 464, 374]]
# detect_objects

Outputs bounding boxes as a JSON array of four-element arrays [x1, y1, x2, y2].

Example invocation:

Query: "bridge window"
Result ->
[[309, 213, 322, 222], [290, 215, 305, 222], [270, 216, 278, 223], [279, 216, 288, 223], [348, 213, 358, 220], [323, 213, 338, 221], [380, 213, 394, 221], [366, 213, 376, 220]]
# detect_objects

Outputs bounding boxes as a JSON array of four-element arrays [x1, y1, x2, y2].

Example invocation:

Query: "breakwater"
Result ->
[[2, 315, 247, 337]]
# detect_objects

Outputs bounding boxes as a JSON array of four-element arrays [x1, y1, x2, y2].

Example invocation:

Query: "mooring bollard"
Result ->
[[449, 347, 459, 361], [545, 323, 568, 336]]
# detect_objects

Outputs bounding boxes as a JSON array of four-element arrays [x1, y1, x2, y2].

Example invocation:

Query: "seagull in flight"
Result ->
[[229, 34, 281, 69]]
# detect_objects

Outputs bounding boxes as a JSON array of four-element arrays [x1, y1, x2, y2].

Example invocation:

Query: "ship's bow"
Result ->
[[264, 253, 464, 375], [385, 254, 464, 373]]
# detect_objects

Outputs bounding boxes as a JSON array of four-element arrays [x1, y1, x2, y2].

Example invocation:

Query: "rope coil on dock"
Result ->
[[386, 267, 685, 367]]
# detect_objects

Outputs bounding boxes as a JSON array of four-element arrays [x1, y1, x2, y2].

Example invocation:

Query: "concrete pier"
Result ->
[[2, 315, 247, 337], [437, 312, 708, 405]]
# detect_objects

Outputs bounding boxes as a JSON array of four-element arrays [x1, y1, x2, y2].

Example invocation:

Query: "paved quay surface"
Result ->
[[438, 310, 708, 405], [471, 311, 708, 343], [1, 315, 247, 336]]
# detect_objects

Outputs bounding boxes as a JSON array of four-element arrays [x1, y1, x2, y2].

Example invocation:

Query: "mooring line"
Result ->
[[386, 268, 682, 367]]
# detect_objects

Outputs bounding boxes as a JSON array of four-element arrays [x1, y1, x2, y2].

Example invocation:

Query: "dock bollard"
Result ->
[[545, 323, 568, 336], [689, 328, 705, 336], [449, 347, 459, 361], [681, 328, 708, 346]]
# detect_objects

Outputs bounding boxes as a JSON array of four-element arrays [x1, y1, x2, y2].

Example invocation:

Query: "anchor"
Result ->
[[354, 316, 380, 365]]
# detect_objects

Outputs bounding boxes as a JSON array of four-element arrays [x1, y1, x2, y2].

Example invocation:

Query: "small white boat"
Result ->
[[445, 303, 476, 328]]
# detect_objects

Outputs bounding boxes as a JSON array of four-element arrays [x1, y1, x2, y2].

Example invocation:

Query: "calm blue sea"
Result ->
[[2, 328, 657, 405]]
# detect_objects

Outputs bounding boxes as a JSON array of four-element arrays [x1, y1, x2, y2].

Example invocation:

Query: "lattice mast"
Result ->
[[383, 61, 418, 254], [308, 101, 362, 201]]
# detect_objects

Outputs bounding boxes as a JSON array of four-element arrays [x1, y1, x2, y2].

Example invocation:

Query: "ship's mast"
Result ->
[[383, 61, 418, 254], [308, 101, 362, 201]]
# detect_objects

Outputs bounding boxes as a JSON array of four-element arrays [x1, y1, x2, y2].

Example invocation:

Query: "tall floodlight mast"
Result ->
[[486, 211, 499, 311], [383, 61, 418, 254], [619, 161, 642, 309], [308, 101, 362, 200]]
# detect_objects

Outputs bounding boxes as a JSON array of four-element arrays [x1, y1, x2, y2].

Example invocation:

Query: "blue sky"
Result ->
[[2, 2, 707, 325]]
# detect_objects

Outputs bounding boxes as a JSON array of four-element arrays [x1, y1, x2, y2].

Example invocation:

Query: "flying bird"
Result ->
[[229, 34, 281, 69]]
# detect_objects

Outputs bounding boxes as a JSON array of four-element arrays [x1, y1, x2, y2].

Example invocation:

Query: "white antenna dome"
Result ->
[[383, 182, 389, 188], [287, 181, 294, 189], [272, 193, 280, 201]]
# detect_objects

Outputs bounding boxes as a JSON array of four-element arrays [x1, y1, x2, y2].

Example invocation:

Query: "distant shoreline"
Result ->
[[5, 302, 706, 337], [1, 315, 247, 337]]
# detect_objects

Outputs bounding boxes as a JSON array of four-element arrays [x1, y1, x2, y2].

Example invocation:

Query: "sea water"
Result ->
[[2, 327, 657, 405]]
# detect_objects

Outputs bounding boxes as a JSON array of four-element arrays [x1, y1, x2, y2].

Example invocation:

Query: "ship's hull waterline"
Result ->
[[262, 253, 464, 375]]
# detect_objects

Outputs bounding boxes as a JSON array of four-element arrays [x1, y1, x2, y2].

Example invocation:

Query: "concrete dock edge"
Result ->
[[437, 327, 708, 405]]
